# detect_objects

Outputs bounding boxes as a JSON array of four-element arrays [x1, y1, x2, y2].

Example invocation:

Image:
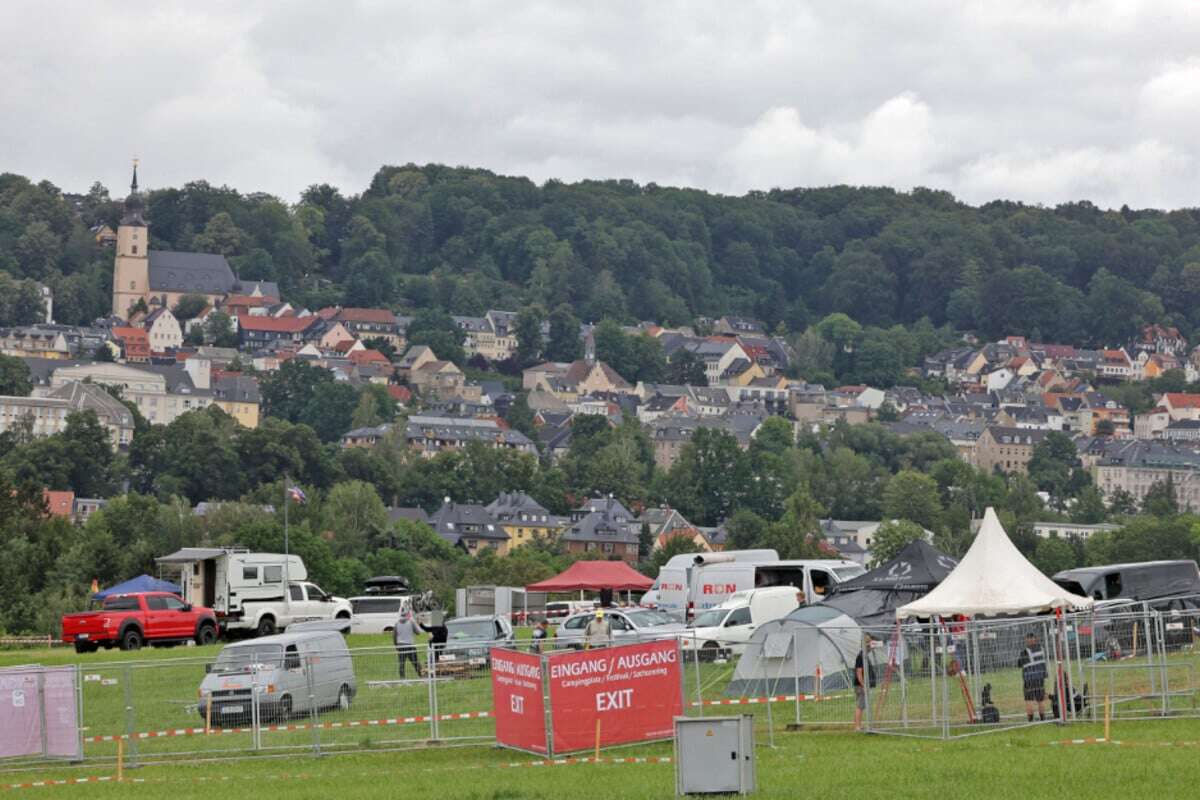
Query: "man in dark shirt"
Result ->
[[854, 633, 875, 731], [1017, 633, 1048, 721]]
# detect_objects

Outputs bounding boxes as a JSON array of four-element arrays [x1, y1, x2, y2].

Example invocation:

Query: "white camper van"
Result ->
[[647, 550, 779, 618], [682, 557, 866, 618], [156, 548, 352, 636]]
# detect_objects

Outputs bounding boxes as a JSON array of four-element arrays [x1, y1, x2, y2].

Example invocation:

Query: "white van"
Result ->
[[198, 630, 357, 725], [686, 559, 866, 617], [647, 550, 779, 618], [349, 576, 413, 635], [682, 587, 800, 659]]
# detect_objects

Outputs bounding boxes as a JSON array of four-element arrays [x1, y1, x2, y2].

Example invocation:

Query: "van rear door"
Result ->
[[691, 564, 753, 613], [656, 566, 690, 617]]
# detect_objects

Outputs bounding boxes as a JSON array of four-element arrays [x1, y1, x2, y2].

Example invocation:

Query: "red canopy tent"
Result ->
[[526, 561, 653, 593]]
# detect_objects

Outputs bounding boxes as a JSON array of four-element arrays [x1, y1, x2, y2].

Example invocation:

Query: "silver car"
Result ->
[[553, 608, 685, 650]]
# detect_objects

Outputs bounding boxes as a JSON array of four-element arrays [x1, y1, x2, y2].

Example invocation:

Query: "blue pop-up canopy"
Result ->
[[93, 574, 182, 600]]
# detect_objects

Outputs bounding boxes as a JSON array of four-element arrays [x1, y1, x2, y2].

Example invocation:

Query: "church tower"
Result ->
[[111, 162, 150, 319]]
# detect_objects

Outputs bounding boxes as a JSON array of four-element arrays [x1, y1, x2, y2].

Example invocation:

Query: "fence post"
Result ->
[[251, 666, 261, 752], [74, 664, 84, 762], [122, 665, 138, 767], [307, 654, 320, 756], [541, 651, 554, 759], [36, 669, 48, 758], [693, 642, 703, 717], [1156, 612, 1169, 717], [793, 631, 801, 727], [427, 644, 439, 741], [939, 625, 949, 739], [862, 632, 872, 734]]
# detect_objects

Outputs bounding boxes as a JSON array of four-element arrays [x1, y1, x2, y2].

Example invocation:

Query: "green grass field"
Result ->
[[5, 636, 1200, 798]]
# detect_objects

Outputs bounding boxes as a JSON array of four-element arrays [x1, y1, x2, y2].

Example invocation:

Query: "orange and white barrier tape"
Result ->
[[690, 693, 848, 707], [501, 756, 672, 768], [85, 710, 490, 743], [3, 775, 142, 790]]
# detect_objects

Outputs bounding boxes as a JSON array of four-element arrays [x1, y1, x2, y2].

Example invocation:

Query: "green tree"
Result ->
[[882, 470, 942, 531], [513, 304, 546, 367], [869, 520, 927, 567], [724, 509, 768, 550], [1033, 536, 1077, 576], [299, 382, 359, 443], [667, 349, 707, 386], [0, 355, 32, 396], [1070, 485, 1108, 524], [648, 535, 706, 572], [323, 481, 390, 557], [546, 304, 583, 362], [261, 359, 334, 423], [761, 486, 827, 559], [1141, 476, 1179, 517], [172, 294, 210, 321]]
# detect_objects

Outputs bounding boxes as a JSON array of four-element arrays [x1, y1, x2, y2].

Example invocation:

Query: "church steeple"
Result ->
[[120, 159, 147, 227]]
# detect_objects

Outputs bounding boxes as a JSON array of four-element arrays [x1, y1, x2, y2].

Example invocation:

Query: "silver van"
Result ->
[[199, 630, 357, 725]]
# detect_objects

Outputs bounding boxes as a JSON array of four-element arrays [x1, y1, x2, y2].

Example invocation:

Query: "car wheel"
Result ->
[[196, 623, 218, 646], [336, 611, 350, 620], [120, 629, 143, 651], [256, 616, 277, 637], [276, 694, 293, 722], [337, 684, 352, 711]]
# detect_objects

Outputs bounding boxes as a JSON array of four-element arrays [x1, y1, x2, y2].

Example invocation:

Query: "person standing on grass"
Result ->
[[1018, 632, 1048, 721], [584, 610, 611, 649], [854, 632, 875, 731], [393, 603, 423, 678], [531, 619, 550, 653]]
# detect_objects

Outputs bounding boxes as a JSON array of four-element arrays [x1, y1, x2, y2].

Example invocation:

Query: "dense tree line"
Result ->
[[3, 168, 1200, 347]]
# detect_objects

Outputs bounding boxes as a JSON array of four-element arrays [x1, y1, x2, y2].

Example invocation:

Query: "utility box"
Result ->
[[674, 715, 756, 796]]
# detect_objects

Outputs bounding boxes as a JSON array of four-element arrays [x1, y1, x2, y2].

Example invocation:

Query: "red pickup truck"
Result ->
[[61, 592, 219, 653]]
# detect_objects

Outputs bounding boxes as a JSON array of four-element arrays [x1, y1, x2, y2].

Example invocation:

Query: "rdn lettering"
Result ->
[[702, 583, 737, 595], [596, 688, 633, 711]]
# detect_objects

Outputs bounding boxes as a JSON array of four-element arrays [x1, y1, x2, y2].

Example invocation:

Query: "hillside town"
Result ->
[[4, 170, 1200, 570]]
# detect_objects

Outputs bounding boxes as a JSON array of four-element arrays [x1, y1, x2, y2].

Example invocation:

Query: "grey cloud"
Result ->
[[4, 1, 1200, 209]]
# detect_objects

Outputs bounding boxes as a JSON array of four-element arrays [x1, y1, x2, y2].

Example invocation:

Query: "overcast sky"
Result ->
[[5, 1, 1200, 209]]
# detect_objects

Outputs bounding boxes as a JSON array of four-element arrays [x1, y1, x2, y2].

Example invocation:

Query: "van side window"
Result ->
[[284, 645, 301, 670], [145, 596, 168, 611], [1104, 572, 1123, 599], [726, 607, 752, 626], [242, 567, 259, 581], [263, 566, 282, 583], [810, 570, 833, 596]]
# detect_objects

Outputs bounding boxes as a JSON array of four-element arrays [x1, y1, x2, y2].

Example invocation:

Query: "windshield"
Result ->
[[691, 608, 730, 628], [625, 609, 676, 628], [352, 598, 405, 615], [446, 620, 495, 640], [212, 645, 283, 673], [834, 565, 867, 580]]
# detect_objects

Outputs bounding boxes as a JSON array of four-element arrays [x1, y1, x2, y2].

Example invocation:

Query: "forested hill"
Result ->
[[2, 165, 1198, 344]]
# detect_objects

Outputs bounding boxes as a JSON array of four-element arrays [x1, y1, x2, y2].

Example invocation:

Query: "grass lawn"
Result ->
[[4, 717, 1200, 799]]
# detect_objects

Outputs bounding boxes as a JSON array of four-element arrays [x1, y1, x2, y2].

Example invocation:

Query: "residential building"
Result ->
[[0, 381, 135, 448], [409, 359, 466, 399], [1031, 521, 1120, 541], [211, 374, 261, 428], [428, 501, 509, 554], [522, 359, 632, 398], [562, 497, 640, 563], [142, 307, 183, 351], [975, 426, 1050, 475], [402, 414, 535, 456], [236, 314, 319, 351], [36, 360, 215, 425], [329, 308, 405, 349], [1095, 441, 1200, 510], [110, 326, 150, 362], [485, 492, 562, 548]]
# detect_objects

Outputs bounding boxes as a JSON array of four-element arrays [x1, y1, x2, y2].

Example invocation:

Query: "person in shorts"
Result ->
[[854, 633, 875, 730], [1017, 632, 1048, 721]]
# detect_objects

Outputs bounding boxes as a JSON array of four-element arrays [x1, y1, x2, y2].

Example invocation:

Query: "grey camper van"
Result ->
[[1052, 560, 1200, 602], [199, 630, 356, 725]]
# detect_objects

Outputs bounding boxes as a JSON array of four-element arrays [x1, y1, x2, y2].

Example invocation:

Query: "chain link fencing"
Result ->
[[4, 600, 1200, 769]]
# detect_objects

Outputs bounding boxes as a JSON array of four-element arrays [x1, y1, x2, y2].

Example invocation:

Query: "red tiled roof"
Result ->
[[337, 308, 398, 324], [349, 349, 391, 365], [111, 327, 148, 342], [387, 385, 412, 403], [1164, 393, 1200, 409], [223, 294, 272, 308], [43, 490, 74, 518], [237, 314, 316, 333]]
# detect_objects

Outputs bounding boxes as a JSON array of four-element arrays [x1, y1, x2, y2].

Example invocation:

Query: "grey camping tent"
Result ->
[[725, 605, 863, 697], [823, 540, 958, 626]]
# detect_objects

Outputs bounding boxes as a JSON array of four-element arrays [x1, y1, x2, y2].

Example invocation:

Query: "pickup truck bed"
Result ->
[[62, 592, 219, 653]]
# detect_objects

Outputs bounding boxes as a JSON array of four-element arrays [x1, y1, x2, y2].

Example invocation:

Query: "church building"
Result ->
[[111, 165, 278, 320]]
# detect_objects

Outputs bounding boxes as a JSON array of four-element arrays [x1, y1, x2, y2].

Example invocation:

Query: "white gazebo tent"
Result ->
[[896, 507, 1092, 619]]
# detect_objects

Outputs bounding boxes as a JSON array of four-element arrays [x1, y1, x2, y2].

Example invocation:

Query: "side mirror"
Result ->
[[183, 604, 193, 612]]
